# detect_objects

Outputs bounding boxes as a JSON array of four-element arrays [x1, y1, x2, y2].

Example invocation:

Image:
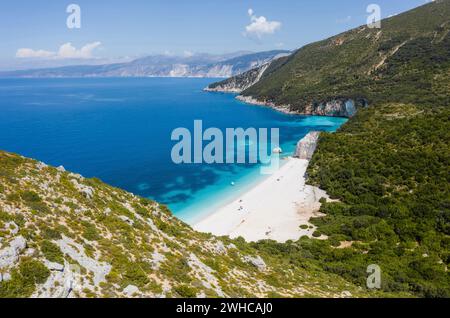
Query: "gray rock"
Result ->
[[188, 253, 225, 297], [206, 63, 270, 93], [149, 251, 165, 270], [295, 132, 321, 160], [341, 290, 352, 298], [118, 215, 134, 225], [243, 255, 267, 271], [123, 285, 140, 297], [57, 165, 66, 172], [44, 260, 65, 272], [227, 243, 237, 250], [0, 236, 27, 269], [70, 179, 94, 199], [24, 248, 36, 257], [56, 236, 111, 286], [36, 162, 48, 170], [212, 241, 227, 254], [4, 221, 19, 236], [311, 99, 357, 117], [0, 272, 12, 282], [68, 172, 83, 180]]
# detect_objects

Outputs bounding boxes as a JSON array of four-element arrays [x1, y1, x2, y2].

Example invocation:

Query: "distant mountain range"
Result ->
[[0, 50, 290, 78]]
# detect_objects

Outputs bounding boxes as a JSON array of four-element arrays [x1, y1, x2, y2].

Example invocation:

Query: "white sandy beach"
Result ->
[[193, 157, 328, 243]]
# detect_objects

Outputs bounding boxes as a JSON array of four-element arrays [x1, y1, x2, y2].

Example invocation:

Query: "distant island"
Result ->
[[0, 50, 290, 79]]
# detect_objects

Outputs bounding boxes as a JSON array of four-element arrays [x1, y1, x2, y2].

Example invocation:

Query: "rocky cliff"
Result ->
[[295, 132, 321, 160], [235, 96, 358, 117], [205, 63, 270, 93]]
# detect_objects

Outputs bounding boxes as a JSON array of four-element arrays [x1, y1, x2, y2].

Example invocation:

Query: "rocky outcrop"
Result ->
[[205, 63, 270, 93], [123, 285, 140, 297], [0, 236, 27, 269], [188, 253, 225, 297], [237, 96, 358, 118], [236, 95, 295, 114], [295, 132, 321, 160], [33, 261, 82, 298], [242, 255, 267, 272], [304, 100, 357, 117], [56, 236, 111, 286], [70, 178, 95, 199]]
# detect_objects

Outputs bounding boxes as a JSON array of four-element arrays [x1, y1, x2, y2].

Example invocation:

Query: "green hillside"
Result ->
[[239, 0, 450, 297], [243, 0, 450, 111], [1, 150, 394, 298]]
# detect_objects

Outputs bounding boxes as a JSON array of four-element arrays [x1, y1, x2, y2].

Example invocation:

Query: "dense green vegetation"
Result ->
[[253, 104, 450, 297], [0, 259, 49, 298], [246, 1, 450, 298], [243, 1, 450, 112], [308, 106, 450, 297]]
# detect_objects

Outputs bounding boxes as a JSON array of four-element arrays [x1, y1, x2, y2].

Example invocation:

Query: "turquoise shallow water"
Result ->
[[0, 78, 347, 223]]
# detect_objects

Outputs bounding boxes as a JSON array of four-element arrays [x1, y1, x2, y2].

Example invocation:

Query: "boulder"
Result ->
[[70, 179, 95, 200], [243, 255, 267, 271], [0, 272, 12, 282], [123, 285, 140, 297]]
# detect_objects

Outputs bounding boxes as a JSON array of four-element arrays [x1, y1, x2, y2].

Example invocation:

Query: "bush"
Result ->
[[0, 258, 50, 298], [82, 223, 100, 241], [40, 240, 65, 264], [173, 284, 197, 298], [41, 226, 62, 240], [123, 264, 149, 288], [20, 191, 41, 203]]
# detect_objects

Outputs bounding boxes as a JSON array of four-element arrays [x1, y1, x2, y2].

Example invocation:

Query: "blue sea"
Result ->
[[0, 78, 347, 223]]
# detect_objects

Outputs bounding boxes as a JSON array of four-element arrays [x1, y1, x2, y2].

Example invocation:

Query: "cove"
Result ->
[[0, 77, 347, 223]]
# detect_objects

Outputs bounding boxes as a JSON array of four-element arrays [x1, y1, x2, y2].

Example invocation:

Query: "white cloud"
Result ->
[[244, 8, 281, 39], [183, 50, 194, 58], [16, 48, 54, 58], [15, 42, 102, 59], [58, 42, 101, 59]]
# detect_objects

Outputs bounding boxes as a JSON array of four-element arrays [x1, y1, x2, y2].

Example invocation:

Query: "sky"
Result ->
[[0, 0, 433, 70]]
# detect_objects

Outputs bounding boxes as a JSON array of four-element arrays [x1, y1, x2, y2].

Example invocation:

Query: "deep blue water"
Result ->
[[0, 78, 347, 222]]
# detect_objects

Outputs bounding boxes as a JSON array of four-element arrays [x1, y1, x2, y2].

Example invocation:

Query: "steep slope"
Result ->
[[206, 54, 291, 93], [209, 0, 450, 117], [205, 63, 270, 93], [0, 150, 388, 298], [0, 51, 290, 79], [238, 1, 450, 297]]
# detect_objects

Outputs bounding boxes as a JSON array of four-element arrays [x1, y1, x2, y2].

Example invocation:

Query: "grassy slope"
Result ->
[[244, 1, 450, 297], [1, 151, 394, 298]]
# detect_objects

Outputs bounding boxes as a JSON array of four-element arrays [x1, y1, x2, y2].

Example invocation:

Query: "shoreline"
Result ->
[[236, 95, 298, 115], [193, 156, 329, 243]]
